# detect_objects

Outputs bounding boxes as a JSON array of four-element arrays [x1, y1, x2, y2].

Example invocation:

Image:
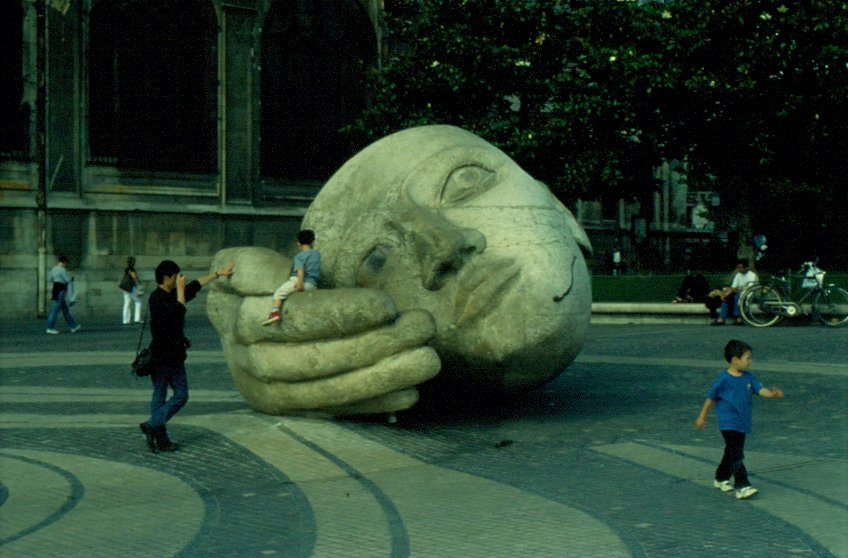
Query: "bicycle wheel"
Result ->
[[740, 285, 783, 327], [813, 287, 848, 328]]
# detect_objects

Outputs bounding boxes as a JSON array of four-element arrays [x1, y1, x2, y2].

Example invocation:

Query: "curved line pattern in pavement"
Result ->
[[189, 413, 633, 558], [3, 345, 847, 558], [0, 453, 84, 545], [0, 450, 204, 556]]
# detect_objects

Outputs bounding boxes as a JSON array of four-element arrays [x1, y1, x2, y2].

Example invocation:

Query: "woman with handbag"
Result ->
[[120, 256, 144, 324], [139, 259, 234, 452]]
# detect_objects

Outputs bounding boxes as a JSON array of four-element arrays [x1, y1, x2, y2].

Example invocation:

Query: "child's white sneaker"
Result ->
[[713, 479, 733, 492], [262, 310, 281, 326], [735, 486, 759, 500]]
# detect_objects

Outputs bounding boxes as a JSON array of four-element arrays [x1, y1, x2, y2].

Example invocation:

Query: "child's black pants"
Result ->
[[716, 430, 750, 487]]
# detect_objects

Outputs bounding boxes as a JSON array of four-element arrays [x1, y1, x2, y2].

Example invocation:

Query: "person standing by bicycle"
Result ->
[[712, 258, 758, 326]]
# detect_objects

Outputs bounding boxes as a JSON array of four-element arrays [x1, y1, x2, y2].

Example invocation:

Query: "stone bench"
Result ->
[[591, 302, 711, 324]]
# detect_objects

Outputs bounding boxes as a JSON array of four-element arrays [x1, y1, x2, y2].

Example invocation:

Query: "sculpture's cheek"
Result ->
[[441, 245, 590, 353], [425, 216, 592, 390]]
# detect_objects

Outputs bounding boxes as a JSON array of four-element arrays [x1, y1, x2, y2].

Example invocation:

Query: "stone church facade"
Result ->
[[0, 0, 383, 318]]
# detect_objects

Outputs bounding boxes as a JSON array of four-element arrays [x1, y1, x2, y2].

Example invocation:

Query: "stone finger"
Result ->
[[241, 310, 435, 382], [229, 346, 441, 414], [233, 288, 399, 344], [210, 247, 292, 295], [207, 289, 240, 337], [317, 388, 421, 416]]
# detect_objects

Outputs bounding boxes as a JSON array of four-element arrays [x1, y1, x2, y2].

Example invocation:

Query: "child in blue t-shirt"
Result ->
[[262, 229, 321, 325], [694, 339, 784, 499]]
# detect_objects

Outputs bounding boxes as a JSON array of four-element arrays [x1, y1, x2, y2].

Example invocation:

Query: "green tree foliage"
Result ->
[[347, 0, 847, 264], [661, 1, 848, 266], [349, 0, 659, 199]]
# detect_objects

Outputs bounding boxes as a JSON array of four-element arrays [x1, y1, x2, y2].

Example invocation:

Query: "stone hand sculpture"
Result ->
[[208, 125, 592, 416], [207, 247, 441, 415]]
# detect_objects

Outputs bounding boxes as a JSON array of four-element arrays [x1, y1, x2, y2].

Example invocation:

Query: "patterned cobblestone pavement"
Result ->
[[1, 314, 846, 557]]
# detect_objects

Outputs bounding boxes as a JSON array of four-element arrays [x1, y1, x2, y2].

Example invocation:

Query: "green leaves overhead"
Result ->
[[346, 0, 847, 208]]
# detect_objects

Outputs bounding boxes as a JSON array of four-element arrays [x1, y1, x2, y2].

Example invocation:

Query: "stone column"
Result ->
[[45, 0, 80, 194], [220, 3, 258, 204]]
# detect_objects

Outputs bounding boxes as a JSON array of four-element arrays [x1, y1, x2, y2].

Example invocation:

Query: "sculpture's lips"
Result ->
[[453, 258, 520, 327]]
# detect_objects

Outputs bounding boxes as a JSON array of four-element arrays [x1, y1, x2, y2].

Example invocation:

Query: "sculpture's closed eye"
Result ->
[[440, 165, 497, 204], [357, 243, 391, 286]]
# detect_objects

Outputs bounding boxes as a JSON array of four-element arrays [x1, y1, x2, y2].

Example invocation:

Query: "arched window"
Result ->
[[88, 0, 217, 173], [261, 0, 375, 181], [0, 1, 27, 160]]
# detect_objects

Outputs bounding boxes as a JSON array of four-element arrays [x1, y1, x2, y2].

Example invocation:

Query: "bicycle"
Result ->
[[739, 261, 848, 328]]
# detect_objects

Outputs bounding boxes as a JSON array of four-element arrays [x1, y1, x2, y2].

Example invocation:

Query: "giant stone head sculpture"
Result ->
[[304, 125, 592, 390], [209, 125, 592, 415]]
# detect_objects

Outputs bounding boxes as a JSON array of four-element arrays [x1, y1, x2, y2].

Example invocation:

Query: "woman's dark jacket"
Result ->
[[148, 280, 202, 366]]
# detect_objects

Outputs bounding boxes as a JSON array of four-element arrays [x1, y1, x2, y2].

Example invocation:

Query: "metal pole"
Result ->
[[218, 9, 227, 210], [662, 176, 670, 268], [36, 0, 48, 318]]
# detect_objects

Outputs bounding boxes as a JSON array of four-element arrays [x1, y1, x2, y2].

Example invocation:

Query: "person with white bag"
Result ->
[[120, 256, 143, 324], [45, 255, 81, 334]]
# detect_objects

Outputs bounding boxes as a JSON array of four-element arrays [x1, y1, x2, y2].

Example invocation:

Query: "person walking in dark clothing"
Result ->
[[139, 259, 234, 452]]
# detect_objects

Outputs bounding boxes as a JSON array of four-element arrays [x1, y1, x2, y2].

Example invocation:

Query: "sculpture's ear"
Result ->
[[542, 184, 593, 256], [564, 208, 593, 256]]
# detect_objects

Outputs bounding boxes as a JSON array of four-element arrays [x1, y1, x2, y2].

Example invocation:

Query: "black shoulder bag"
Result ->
[[131, 316, 155, 377], [119, 270, 135, 292]]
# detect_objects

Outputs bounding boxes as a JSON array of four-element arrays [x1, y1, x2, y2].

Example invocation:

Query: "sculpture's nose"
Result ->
[[398, 208, 486, 290]]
